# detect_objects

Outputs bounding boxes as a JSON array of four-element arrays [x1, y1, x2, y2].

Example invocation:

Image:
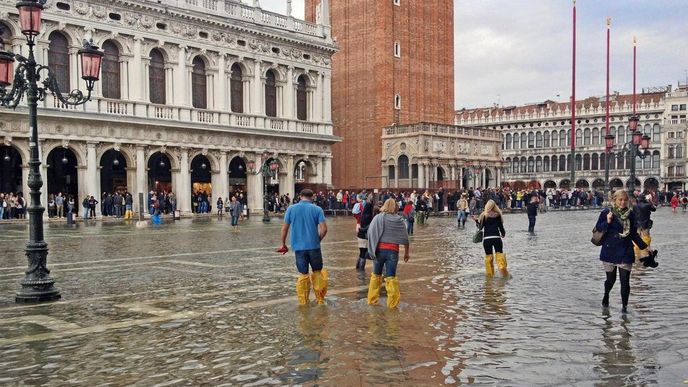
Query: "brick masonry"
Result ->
[[306, 0, 455, 189]]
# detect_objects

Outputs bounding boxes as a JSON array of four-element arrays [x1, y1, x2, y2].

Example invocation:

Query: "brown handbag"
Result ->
[[591, 227, 605, 246]]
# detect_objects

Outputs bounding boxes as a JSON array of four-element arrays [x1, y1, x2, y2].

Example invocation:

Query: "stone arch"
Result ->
[[575, 179, 589, 189], [97, 37, 128, 56], [188, 150, 219, 172], [293, 70, 316, 86], [559, 179, 571, 189], [592, 178, 605, 190], [43, 143, 86, 166], [148, 46, 173, 63], [0, 144, 24, 193], [609, 178, 623, 189], [264, 65, 286, 82], [227, 59, 252, 77], [43, 27, 79, 48], [0, 19, 20, 38], [146, 149, 179, 170], [2, 141, 29, 167], [98, 146, 135, 169], [544, 180, 557, 189], [643, 177, 659, 190]]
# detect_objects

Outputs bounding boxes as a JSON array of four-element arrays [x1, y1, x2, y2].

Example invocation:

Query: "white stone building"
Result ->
[[0, 0, 337, 214], [456, 90, 669, 192], [662, 83, 688, 191]]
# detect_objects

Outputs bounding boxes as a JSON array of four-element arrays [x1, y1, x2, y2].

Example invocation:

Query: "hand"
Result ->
[[404, 253, 410, 263], [607, 211, 613, 224], [276, 245, 288, 255]]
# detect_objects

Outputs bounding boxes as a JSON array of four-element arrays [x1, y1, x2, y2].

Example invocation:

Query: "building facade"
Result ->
[[305, 0, 456, 189], [662, 83, 688, 191], [456, 91, 671, 192], [381, 123, 503, 190], [0, 0, 338, 214]]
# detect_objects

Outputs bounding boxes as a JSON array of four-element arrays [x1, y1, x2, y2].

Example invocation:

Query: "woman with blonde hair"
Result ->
[[366, 198, 410, 308], [595, 189, 650, 313], [473, 199, 507, 277]]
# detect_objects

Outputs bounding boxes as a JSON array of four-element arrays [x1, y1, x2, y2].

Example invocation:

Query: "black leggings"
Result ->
[[483, 238, 503, 255], [604, 267, 631, 307]]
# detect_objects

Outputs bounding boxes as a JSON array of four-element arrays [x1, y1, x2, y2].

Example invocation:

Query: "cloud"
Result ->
[[249, 0, 305, 18]]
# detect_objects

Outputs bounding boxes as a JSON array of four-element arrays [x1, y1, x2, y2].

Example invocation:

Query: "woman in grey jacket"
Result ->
[[366, 199, 410, 308]]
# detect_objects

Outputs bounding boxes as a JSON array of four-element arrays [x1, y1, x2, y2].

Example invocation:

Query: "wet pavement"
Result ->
[[0, 209, 686, 386]]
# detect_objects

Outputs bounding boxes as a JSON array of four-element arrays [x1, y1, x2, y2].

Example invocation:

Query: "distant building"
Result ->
[[662, 83, 688, 191], [0, 0, 337, 214], [456, 89, 674, 192]]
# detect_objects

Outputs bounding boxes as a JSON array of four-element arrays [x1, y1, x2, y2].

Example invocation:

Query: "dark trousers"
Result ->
[[528, 215, 536, 232]]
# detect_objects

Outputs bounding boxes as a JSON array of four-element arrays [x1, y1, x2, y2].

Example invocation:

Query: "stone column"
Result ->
[[179, 149, 191, 212], [247, 154, 263, 214], [131, 36, 143, 101], [77, 165, 88, 217], [86, 142, 99, 215], [253, 60, 263, 115], [418, 162, 425, 189], [220, 152, 229, 199], [135, 146, 146, 213], [496, 169, 501, 187], [285, 66, 294, 119], [458, 167, 464, 189], [176, 46, 189, 107], [482, 169, 487, 188], [323, 156, 332, 187], [323, 71, 332, 123], [217, 54, 227, 111], [283, 156, 295, 198]]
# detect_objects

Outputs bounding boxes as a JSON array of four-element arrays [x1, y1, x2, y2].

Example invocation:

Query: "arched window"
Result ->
[[191, 57, 207, 109], [576, 129, 583, 146], [600, 153, 606, 170], [149, 49, 166, 105], [528, 132, 535, 148], [505, 134, 512, 150], [101, 40, 121, 99], [535, 156, 542, 172], [513, 133, 520, 149], [567, 129, 572, 146], [610, 127, 616, 143], [617, 125, 625, 144], [388, 165, 395, 180], [230, 63, 243, 113], [575, 154, 582, 170], [297, 75, 308, 120], [592, 128, 599, 145], [677, 145, 684, 159], [551, 155, 557, 172], [523, 133, 529, 148], [559, 155, 566, 171], [559, 130, 566, 147], [505, 158, 511, 173], [653, 124, 661, 142], [520, 157, 527, 173], [513, 158, 519, 174], [543, 131, 550, 148], [536, 132, 543, 148], [583, 128, 591, 145], [583, 154, 590, 170], [543, 156, 550, 172], [398, 155, 409, 179], [528, 157, 535, 173], [265, 70, 277, 117], [48, 32, 70, 91], [652, 150, 660, 169], [591, 153, 599, 170]]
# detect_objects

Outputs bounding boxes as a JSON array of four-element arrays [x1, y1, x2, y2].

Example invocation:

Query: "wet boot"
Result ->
[[619, 268, 630, 313], [495, 253, 508, 277], [484, 254, 495, 276], [602, 268, 616, 307], [367, 274, 382, 305], [462, 219, 466, 228], [356, 257, 367, 271], [384, 276, 400, 309], [296, 274, 311, 305], [310, 269, 328, 305]]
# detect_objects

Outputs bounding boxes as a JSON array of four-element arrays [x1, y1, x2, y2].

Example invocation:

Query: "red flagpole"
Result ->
[[606, 18, 611, 136], [570, 0, 576, 187], [633, 36, 637, 115]]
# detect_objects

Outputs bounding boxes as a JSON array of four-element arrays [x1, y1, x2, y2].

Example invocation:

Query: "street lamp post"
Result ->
[[605, 115, 651, 199], [249, 153, 279, 223], [0, 0, 103, 303]]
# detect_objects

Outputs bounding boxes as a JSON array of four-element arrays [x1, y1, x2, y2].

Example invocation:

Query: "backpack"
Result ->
[[83, 198, 89, 207]]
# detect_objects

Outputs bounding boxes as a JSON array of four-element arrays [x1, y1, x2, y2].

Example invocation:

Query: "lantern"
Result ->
[[159, 159, 165, 167], [200, 162, 207, 170], [238, 164, 244, 171], [641, 135, 650, 150], [0, 49, 14, 87], [604, 134, 615, 150], [113, 158, 120, 166], [16, 0, 44, 38], [78, 40, 103, 89], [61, 156, 68, 164], [632, 130, 642, 146], [628, 116, 639, 132]]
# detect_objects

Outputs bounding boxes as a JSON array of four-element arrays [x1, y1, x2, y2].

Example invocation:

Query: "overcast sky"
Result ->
[[255, 0, 688, 109]]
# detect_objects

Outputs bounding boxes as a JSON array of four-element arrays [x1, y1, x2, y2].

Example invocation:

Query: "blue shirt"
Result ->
[[284, 200, 325, 251]]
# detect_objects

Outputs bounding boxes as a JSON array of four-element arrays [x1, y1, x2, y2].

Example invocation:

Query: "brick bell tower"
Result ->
[[305, 0, 455, 189]]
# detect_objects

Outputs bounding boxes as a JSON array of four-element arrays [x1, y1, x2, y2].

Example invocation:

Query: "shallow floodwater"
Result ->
[[0, 209, 686, 385]]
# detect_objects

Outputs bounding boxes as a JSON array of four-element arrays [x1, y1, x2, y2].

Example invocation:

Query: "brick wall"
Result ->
[[306, 0, 455, 189]]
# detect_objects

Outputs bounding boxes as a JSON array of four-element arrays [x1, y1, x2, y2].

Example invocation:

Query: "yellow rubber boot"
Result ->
[[484, 255, 495, 277], [367, 274, 382, 305], [310, 269, 328, 305], [296, 274, 311, 305], [634, 233, 652, 261], [495, 253, 508, 277], [384, 276, 400, 309]]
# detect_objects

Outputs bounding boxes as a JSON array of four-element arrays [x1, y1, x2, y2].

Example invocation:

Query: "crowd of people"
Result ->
[[0, 192, 27, 219]]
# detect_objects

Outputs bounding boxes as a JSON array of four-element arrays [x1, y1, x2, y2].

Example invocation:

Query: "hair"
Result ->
[[380, 198, 399, 214], [299, 189, 314, 198], [478, 199, 502, 223], [609, 189, 629, 206]]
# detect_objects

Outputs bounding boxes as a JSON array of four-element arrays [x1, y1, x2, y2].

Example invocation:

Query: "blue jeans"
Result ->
[[373, 249, 399, 277], [231, 215, 239, 226], [406, 219, 414, 234], [295, 249, 323, 274]]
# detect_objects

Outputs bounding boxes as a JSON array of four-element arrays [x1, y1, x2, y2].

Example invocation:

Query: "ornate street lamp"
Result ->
[[0, 0, 103, 303], [605, 116, 652, 198]]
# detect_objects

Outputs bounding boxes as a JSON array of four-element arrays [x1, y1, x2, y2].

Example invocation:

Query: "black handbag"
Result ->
[[472, 228, 483, 244], [591, 227, 605, 246]]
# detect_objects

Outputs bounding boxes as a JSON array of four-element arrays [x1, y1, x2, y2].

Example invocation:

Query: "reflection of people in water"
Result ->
[[481, 278, 508, 316], [593, 312, 638, 383], [282, 306, 330, 384]]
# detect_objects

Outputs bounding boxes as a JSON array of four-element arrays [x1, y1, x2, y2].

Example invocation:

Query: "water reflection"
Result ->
[[283, 306, 330, 384], [481, 277, 508, 317], [594, 312, 637, 385]]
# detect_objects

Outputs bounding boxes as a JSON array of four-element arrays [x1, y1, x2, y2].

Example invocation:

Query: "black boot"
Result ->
[[602, 268, 616, 307], [619, 268, 631, 312], [356, 257, 366, 271]]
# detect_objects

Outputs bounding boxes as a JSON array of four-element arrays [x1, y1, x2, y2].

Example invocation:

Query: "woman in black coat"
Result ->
[[355, 196, 375, 271], [595, 190, 649, 313]]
